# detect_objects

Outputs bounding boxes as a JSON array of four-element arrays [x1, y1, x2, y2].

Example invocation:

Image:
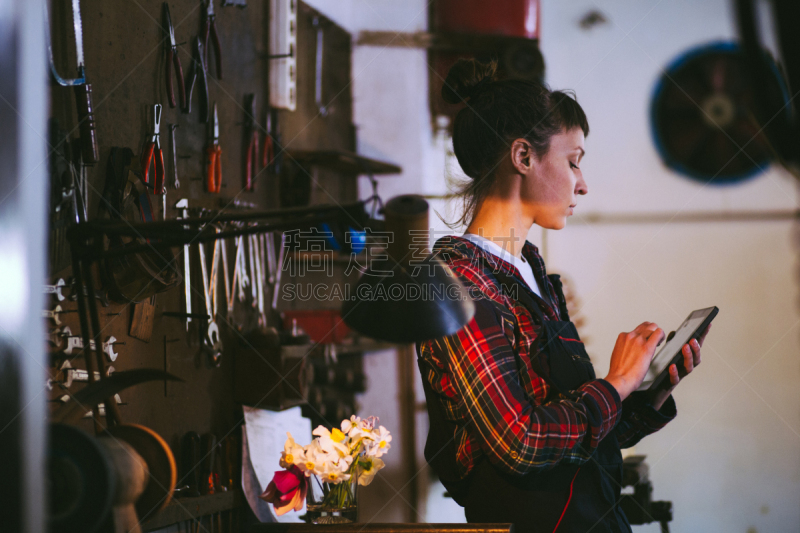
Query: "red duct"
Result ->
[[433, 0, 540, 39]]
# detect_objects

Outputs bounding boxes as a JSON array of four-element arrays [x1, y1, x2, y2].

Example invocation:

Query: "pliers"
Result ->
[[162, 2, 185, 109], [203, 0, 222, 79], [184, 36, 209, 122], [244, 94, 259, 191], [261, 109, 274, 172], [207, 103, 222, 193], [142, 104, 166, 194]]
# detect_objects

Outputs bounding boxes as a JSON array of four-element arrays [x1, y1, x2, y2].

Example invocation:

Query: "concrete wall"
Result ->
[[304, 0, 800, 530]]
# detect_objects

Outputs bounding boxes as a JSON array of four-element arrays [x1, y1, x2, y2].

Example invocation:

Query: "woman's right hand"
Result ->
[[604, 322, 666, 400]]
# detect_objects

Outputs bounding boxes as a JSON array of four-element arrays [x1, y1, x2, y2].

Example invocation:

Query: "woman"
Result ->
[[417, 59, 709, 532]]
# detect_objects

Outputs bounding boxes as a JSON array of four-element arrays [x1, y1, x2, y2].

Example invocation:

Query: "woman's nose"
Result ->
[[576, 176, 588, 195]]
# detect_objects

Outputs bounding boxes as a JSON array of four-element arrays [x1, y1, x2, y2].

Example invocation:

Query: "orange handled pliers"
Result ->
[[142, 104, 166, 194], [207, 102, 222, 193]]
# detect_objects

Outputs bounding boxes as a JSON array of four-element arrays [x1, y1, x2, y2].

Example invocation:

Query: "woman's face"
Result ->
[[522, 127, 587, 230]]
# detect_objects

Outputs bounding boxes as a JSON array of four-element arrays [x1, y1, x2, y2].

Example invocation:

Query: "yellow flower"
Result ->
[[331, 428, 346, 442]]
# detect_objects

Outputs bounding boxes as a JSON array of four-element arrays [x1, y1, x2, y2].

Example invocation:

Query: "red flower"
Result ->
[[259, 465, 308, 516]]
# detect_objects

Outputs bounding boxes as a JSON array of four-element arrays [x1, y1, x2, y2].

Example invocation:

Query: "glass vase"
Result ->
[[305, 472, 358, 524]]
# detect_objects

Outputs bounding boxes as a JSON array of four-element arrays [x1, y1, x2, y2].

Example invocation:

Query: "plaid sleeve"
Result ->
[[614, 391, 677, 448], [444, 295, 623, 475]]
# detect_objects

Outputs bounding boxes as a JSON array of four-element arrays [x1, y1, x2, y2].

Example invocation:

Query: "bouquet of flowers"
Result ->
[[259, 415, 392, 517]]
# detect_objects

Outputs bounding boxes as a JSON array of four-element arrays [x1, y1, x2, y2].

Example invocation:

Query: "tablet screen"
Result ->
[[640, 307, 714, 387]]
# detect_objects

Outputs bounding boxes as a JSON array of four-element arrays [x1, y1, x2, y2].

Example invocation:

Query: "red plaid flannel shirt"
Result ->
[[418, 235, 676, 478]]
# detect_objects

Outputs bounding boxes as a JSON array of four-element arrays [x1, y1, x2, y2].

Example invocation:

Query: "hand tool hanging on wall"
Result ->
[[207, 103, 223, 193], [44, 0, 99, 164], [46, 326, 69, 351], [44, 278, 68, 301], [271, 232, 287, 310], [256, 234, 268, 327], [262, 109, 275, 173], [244, 94, 260, 191], [48, 361, 116, 390], [169, 124, 180, 189], [198, 231, 223, 366], [43, 305, 68, 325], [67, 277, 110, 307], [62, 330, 119, 361], [162, 2, 186, 109], [247, 232, 259, 306], [175, 199, 192, 331], [235, 235, 249, 302], [184, 37, 209, 121], [202, 0, 222, 79], [141, 104, 166, 195], [220, 238, 235, 315]]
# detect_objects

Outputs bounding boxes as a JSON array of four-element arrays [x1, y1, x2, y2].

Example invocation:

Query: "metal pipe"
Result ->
[[568, 209, 800, 225], [70, 254, 102, 434]]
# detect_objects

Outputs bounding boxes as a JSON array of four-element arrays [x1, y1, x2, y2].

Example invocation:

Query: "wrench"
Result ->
[[247, 233, 259, 307], [46, 326, 70, 350], [199, 234, 223, 366], [63, 334, 119, 361], [66, 278, 110, 307], [81, 393, 123, 418], [47, 360, 114, 390], [235, 235, 250, 301], [272, 232, 287, 310], [44, 278, 67, 301], [220, 238, 234, 314], [71, 366, 115, 383], [251, 234, 266, 326], [265, 233, 276, 285], [43, 305, 64, 325], [169, 124, 180, 189], [176, 199, 192, 330]]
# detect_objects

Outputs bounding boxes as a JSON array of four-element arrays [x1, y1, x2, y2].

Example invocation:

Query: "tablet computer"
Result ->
[[637, 306, 719, 392]]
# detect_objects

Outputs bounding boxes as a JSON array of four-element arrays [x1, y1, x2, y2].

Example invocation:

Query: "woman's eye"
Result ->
[[570, 162, 580, 170]]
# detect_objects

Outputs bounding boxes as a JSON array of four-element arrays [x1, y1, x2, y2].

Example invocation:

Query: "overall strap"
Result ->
[[547, 274, 571, 322], [491, 269, 546, 326], [490, 268, 587, 402]]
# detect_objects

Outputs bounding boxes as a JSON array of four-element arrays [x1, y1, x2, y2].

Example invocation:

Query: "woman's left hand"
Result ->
[[651, 324, 711, 410]]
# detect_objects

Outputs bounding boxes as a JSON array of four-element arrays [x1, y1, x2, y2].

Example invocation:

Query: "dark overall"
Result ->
[[418, 272, 630, 533]]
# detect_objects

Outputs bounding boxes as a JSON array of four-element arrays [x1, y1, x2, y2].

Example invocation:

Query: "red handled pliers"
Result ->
[[142, 104, 166, 194], [244, 94, 259, 191], [207, 103, 222, 193], [261, 109, 274, 172], [163, 2, 185, 109], [203, 0, 222, 79]]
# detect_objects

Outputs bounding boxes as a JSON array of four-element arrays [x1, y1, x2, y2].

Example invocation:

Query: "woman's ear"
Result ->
[[510, 138, 533, 175]]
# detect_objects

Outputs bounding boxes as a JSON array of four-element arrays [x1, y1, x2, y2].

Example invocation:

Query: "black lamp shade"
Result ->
[[341, 255, 475, 344]]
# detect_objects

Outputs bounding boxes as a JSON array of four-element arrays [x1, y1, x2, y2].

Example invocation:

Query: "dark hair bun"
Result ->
[[442, 58, 498, 105]]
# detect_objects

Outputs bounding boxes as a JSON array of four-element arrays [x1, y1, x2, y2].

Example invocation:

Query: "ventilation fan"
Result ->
[[650, 41, 790, 184]]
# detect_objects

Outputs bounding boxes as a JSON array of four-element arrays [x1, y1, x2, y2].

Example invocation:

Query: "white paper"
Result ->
[[241, 406, 312, 523], [242, 427, 277, 522]]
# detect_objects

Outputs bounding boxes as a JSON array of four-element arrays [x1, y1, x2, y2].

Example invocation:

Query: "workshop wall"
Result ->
[[46, 0, 356, 526]]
